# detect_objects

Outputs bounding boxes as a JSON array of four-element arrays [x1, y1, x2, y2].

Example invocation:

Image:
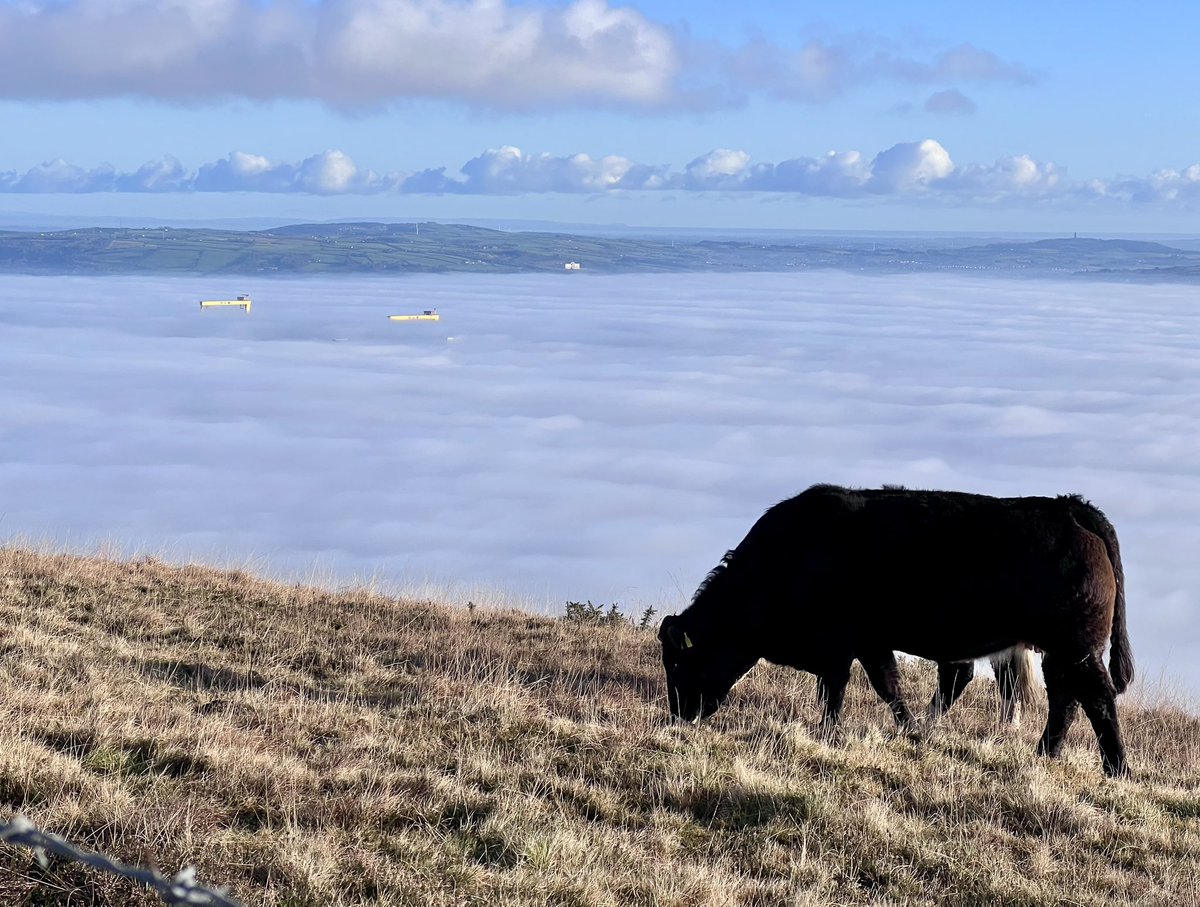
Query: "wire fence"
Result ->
[[0, 815, 245, 906]]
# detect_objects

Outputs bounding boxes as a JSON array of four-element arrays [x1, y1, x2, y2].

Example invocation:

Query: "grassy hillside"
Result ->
[[1, 547, 1199, 906]]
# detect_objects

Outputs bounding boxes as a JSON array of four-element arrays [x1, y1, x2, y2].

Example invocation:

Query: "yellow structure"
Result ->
[[200, 295, 252, 312], [388, 309, 440, 322]]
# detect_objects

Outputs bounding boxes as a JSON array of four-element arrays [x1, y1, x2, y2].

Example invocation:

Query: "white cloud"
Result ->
[[725, 38, 850, 103], [0, 2, 1031, 110], [925, 43, 1034, 84], [950, 154, 1062, 198], [3, 141, 1199, 210], [868, 139, 956, 193], [0, 140, 960, 198], [924, 89, 976, 115], [2, 271, 1199, 694], [1084, 165, 1200, 205], [683, 149, 751, 188], [0, 159, 117, 192], [194, 151, 294, 192], [114, 156, 191, 192], [743, 150, 871, 195], [456, 145, 655, 193], [191, 149, 399, 193], [0, 0, 679, 109], [298, 150, 364, 195], [318, 0, 679, 108], [727, 36, 1033, 103]]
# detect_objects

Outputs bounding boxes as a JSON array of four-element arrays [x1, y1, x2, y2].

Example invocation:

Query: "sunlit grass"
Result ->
[[1, 546, 1198, 905]]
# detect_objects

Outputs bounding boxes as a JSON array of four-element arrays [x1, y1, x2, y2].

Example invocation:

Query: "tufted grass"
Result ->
[[1, 546, 1198, 906]]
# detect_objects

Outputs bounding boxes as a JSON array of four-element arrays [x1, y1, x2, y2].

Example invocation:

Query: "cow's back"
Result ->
[[748, 486, 1110, 662]]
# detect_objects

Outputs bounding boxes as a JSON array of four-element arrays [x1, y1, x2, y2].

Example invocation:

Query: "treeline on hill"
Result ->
[[1, 547, 1199, 906]]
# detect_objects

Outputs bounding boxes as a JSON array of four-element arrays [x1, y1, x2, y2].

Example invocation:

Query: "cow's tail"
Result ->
[[1013, 645, 1039, 706], [991, 646, 1038, 723], [1108, 563, 1134, 694], [1067, 497, 1134, 693]]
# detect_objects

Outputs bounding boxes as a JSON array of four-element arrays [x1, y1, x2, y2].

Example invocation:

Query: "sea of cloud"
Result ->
[[3, 270, 1199, 693]]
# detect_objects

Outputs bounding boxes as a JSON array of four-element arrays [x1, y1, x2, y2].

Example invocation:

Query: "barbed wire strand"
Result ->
[[1, 815, 245, 907]]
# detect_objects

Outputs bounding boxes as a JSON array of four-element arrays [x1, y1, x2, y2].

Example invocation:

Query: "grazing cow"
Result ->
[[659, 484, 1133, 775]]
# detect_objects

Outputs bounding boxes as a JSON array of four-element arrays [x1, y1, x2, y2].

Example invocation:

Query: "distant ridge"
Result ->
[[988, 237, 1183, 254], [0, 221, 1199, 281]]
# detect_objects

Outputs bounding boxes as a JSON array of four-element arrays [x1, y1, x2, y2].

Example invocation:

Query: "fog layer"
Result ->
[[3, 271, 1197, 691]]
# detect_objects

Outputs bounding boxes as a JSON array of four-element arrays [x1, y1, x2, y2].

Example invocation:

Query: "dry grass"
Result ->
[[1, 546, 1199, 906]]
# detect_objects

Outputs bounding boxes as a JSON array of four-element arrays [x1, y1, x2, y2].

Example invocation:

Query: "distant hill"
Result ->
[[1006, 237, 1181, 254], [915, 235, 1200, 279], [1, 221, 1199, 281]]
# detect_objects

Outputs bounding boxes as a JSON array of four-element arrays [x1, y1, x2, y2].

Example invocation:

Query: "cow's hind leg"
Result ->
[[1036, 653, 1080, 760], [860, 651, 917, 732], [1070, 653, 1128, 777], [927, 660, 975, 722]]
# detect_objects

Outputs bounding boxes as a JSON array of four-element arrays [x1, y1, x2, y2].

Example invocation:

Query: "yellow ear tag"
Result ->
[[684, 633, 694, 649]]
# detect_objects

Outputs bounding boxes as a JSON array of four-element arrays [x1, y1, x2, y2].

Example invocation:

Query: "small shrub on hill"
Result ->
[[562, 600, 657, 631]]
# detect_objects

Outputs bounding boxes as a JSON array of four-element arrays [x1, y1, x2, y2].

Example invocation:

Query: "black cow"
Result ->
[[658, 484, 1133, 775]]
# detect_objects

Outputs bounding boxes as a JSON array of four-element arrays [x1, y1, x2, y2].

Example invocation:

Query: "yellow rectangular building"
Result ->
[[200, 295, 252, 312]]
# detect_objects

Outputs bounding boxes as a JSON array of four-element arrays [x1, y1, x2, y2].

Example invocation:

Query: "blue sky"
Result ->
[[0, 0, 1198, 231]]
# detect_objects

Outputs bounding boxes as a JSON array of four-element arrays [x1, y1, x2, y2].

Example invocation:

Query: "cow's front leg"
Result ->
[[860, 650, 918, 734], [815, 658, 854, 741]]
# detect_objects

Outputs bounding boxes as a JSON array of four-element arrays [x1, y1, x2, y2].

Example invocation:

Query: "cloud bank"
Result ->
[[3, 271, 1200, 695], [0, 1, 1031, 110], [726, 39, 1031, 104], [9, 139, 1199, 209], [924, 89, 977, 115]]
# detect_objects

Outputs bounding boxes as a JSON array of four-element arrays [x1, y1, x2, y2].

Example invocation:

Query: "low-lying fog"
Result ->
[[4, 271, 1198, 694]]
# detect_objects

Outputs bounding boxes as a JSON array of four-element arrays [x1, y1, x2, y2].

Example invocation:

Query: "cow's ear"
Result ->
[[664, 621, 693, 651]]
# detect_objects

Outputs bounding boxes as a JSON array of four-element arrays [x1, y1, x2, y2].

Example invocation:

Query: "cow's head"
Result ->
[[658, 615, 754, 722]]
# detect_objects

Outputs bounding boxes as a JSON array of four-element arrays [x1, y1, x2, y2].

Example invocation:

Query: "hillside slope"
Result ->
[[1, 548, 1198, 906]]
